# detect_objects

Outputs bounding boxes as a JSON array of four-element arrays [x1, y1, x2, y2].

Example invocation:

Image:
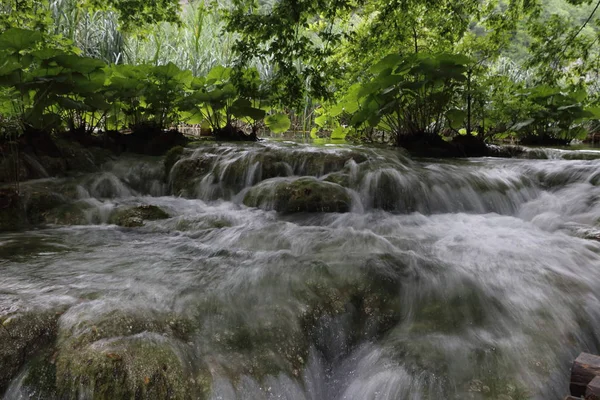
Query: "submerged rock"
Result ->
[[243, 177, 352, 213], [109, 205, 170, 227]]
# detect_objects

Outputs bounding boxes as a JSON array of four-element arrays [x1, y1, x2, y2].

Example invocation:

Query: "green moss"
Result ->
[[109, 205, 170, 227]]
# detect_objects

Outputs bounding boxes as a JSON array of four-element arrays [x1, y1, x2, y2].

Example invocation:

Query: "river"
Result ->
[[1, 142, 600, 399]]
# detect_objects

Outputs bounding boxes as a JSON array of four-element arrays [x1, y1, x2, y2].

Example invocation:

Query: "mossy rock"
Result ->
[[164, 146, 185, 179], [562, 152, 600, 161], [53, 309, 205, 400], [55, 335, 195, 400], [56, 139, 98, 173], [109, 205, 170, 227], [41, 201, 92, 225], [37, 155, 68, 176], [323, 172, 352, 188], [170, 157, 213, 197], [243, 177, 351, 213], [0, 310, 61, 393], [24, 190, 65, 224], [523, 149, 549, 160], [0, 188, 26, 231], [0, 154, 29, 183]]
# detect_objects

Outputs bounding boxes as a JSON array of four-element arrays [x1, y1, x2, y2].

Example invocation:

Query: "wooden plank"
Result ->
[[571, 353, 600, 397], [586, 376, 600, 400]]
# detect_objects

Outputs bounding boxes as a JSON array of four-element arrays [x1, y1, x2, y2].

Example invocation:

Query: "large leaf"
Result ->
[[230, 98, 266, 120], [314, 114, 329, 127], [330, 126, 347, 140], [53, 55, 105, 74], [370, 54, 402, 74], [0, 29, 42, 52], [265, 114, 291, 134], [446, 109, 466, 129], [511, 119, 535, 131], [206, 65, 231, 84]]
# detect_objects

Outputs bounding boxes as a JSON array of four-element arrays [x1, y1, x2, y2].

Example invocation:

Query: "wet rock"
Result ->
[[0, 154, 29, 183], [53, 309, 205, 399], [31, 311, 200, 400], [41, 201, 92, 226], [56, 139, 99, 173], [0, 310, 61, 393], [0, 188, 25, 231], [24, 190, 65, 224], [37, 155, 68, 176], [170, 156, 214, 197], [164, 146, 185, 179], [323, 172, 352, 188], [243, 177, 352, 213], [109, 205, 170, 227]]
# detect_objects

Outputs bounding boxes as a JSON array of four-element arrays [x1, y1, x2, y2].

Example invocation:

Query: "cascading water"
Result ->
[[1, 142, 600, 400]]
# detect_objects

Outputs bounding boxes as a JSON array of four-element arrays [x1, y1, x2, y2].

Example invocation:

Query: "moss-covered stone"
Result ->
[[56, 139, 99, 173], [24, 190, 65, 224], [243, 177, 352, 213], [0, 154, 31, 183], [0, 188, 25, 231], [0, 310, 61, 393], [323, 172, 352, 188], [56, 335, 191, 400], [562, 152, 600, 161], [170, 157, 213, 197], [109, 205, 170, 227], [164, 146, 185, 179], [41, 201, 92, 225], [53, 309, 206, 400]]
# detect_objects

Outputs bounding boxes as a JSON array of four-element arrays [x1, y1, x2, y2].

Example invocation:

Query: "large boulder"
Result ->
[[243, 177, 352, 213]]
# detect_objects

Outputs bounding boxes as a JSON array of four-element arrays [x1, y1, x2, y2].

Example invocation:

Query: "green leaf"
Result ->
[[0, 29, 42, 52], [265, 114, 291, 134], [314, 114, 329, 127], [206, 65, 231, 83], [330, 126, 347, 140], [446, 109, 466, 129], [511, 119, 535, 131], [231, 98, 266, 120], [371, 54, 402, 74], [53, 55, 105, 74]]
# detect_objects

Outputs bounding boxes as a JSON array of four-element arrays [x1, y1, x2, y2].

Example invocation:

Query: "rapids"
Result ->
[[1, 142, 600, 400]]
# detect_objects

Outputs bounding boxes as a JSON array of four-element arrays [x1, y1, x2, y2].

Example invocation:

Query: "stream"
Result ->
[[1, 142, 600, 399]]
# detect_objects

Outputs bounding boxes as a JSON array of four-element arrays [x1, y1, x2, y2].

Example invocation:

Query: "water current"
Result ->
[[1, 142, 600, 400]]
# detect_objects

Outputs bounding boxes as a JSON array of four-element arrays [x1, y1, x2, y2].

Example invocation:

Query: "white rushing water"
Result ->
[[1, 142, 600, 400]]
